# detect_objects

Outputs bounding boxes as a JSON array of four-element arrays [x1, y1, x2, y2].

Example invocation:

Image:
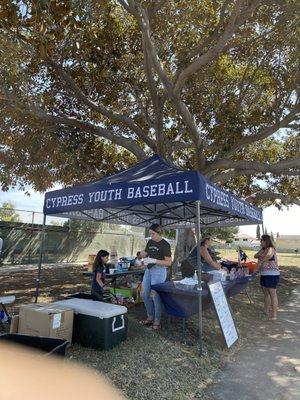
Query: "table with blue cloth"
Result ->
[[151, 274, 256, 319]]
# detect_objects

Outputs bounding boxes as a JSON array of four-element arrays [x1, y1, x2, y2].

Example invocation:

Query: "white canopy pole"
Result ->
[[195, 201, 203, 356]]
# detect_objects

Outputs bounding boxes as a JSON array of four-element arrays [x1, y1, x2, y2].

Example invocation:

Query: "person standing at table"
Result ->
[[91, 249, 110, 301], [139, 224, 172, 330], [200, 237, 223, 272], [254, 234, 280, 321]]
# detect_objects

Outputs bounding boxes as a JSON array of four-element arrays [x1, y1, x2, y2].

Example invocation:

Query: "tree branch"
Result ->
[[176, 0, 231, 71], [212, 168, 300, 184], [174, 0, 260, 94], [245, 192, 300, 206], [123, 2, 205, 166], [215, 103, 300, 159], [209, 157, 300, 173], [45, 56, 155, 150], [147, 0, 168, 19], [39, 113, 146, 159], [208, 157, 300, 183], [141, 36, 166, 151], [0, 89, 146, 160]]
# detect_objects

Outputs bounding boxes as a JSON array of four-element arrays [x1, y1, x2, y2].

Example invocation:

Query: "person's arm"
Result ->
[[257, 247, 274, 260], [96, 272, 105, 288], [201, 247, 222, 270], [254, 248, 264, 258]]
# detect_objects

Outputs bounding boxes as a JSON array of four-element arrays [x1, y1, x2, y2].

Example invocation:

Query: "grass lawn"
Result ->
[[0, 251, 299, 399], [219, 248, 300, 267]]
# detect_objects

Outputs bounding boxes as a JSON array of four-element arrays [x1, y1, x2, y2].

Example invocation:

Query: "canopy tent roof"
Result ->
[[43, 155, 262, 229]]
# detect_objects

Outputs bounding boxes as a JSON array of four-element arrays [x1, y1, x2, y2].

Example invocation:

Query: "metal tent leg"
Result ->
[[196, 200, 203, 356]]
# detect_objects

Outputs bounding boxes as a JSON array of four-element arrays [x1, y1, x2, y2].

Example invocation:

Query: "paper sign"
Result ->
[[52, 313, 61, 329], [208, 281, 238, 348]]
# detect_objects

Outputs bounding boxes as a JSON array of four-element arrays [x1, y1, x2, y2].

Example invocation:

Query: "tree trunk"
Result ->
[[173, 228, 196, 273]]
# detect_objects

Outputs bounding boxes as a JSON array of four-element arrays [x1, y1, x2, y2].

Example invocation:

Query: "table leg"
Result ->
[[181, 318, 186, 342], [167, 315, 171, 331]]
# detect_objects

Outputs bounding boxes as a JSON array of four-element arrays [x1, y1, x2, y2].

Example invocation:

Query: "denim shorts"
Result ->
[[260, 275, 280, 289]]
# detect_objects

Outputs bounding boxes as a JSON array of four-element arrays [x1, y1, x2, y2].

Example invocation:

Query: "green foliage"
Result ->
[[0, 202, 20, 222], [0, 0, 298, 207], [201, 226, 238, 241], [256, 224, 261, 240]]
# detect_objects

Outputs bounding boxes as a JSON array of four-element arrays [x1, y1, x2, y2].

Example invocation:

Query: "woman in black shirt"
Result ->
[[140, 224, 172, 330]]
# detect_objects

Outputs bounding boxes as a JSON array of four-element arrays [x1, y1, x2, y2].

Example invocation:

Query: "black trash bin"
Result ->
[[0, 333, 69, 356]]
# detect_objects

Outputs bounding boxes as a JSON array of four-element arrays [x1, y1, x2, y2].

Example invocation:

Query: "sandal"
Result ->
[[139, 319, 153, 326], [152, 323, 161, 331]]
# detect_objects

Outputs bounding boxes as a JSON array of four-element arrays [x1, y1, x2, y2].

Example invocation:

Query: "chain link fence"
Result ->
[[0, 208, 145, 265]]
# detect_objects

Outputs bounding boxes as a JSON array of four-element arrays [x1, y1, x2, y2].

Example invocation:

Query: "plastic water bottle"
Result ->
[[193, 270, 198, 281]]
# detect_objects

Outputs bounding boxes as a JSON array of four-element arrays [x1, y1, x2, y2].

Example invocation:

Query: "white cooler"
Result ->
[[53, 299, 128, 350]]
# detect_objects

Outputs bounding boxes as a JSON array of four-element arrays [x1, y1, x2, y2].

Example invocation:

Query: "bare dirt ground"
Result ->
[[1, 263, 299, 399]]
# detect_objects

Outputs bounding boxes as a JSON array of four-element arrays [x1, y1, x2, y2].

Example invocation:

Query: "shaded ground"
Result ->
[[1, 264, 300, 399]]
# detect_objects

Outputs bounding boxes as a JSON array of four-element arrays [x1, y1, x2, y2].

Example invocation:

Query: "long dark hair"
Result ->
[[93, 249, 109, 271], [200, 237, 211, 246], [261, 234, 275, 249]]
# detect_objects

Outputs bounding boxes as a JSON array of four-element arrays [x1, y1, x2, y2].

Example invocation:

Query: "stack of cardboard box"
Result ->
[[11, 303, 73, 343]]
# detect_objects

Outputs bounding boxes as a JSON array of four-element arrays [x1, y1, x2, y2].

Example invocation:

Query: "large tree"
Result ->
[[0, 0, 299, 208]]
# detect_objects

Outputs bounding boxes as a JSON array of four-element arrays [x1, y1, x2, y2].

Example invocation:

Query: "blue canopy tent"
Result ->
[[38, 155, 263, 354]]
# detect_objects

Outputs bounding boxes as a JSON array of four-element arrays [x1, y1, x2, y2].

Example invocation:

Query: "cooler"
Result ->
[[53, 299, 128, 350]]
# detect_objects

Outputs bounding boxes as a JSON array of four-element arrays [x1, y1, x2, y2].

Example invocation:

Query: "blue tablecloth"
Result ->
[[152, 274, 256, 318]]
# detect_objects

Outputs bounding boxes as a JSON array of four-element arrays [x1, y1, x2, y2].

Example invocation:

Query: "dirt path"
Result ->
[[0, 262, 84, 273], [203, 287, 300, 400]]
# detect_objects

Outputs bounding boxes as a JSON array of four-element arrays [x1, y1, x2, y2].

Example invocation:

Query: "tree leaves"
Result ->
[[0, 0, 299, 206]]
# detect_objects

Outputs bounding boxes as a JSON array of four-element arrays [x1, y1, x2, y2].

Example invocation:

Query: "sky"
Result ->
[[1, 187, 299, 237]]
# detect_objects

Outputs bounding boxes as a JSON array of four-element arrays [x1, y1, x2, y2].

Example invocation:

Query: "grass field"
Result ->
[[0, 253, 299, 399], [217, 248, 300, 268]]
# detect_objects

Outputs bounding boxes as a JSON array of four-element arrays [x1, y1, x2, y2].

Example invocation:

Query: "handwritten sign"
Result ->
[[208, 281, 238, 348]]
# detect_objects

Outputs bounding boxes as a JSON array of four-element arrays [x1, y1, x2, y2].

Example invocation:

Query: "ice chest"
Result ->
[[53, 299, 128, 350]]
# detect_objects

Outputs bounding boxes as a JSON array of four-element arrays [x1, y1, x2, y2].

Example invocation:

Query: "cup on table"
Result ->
[[109, 268, 115, 275]]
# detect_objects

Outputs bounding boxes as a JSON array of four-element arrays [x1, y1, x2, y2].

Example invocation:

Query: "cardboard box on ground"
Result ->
[[10, 304, 74, 343]]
